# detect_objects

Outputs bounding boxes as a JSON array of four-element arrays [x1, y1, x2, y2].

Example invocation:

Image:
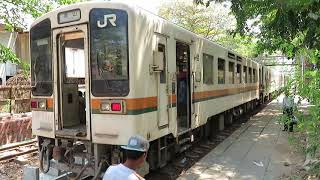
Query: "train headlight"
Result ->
[[99, 100, 125, 114], [31, 99, 47, 110], [38, 100, 47, 109], [100, 103, 111, 111]]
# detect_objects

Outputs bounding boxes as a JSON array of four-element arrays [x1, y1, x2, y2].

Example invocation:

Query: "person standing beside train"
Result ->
[[103, 135, 149, 180], [282, 91, 295, 132]]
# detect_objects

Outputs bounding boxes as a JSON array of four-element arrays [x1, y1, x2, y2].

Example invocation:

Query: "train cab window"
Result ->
[[218, 58, 225, 84], [203, 53, 213, 84], [228, 62, 235, 84], [158, 44, 166, 84], [30, 19, 52, 96], [90, 9, 129, 97], [236, 64, 241, 83], [249, 67, 252, 83], [253, 69, 257, 82], [243, 66, 247, 83]]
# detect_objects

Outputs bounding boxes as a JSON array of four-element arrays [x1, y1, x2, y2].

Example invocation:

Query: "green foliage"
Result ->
[[2, 99, 11, 113], [196, 0, 320, 57], [159, 0, 258, 57], [0, 0, 82, 75], [0, 44, 30, 75], [195, 0, 320, 160], [0, 0, 84, 31]]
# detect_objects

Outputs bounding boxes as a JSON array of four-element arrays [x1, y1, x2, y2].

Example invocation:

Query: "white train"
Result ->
[[30, 1, 285, 178]]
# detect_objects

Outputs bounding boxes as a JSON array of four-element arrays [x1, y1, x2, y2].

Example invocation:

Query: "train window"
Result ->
[[90, 9, 129, 97], [259, 68, 262, 84], [30, 19, 52, 96], [203, 53, 213, 84], [218, 58, 225, 84], [236, 64, 241, 83], [228, 62, 234, 84], [243, 66, 247, 83], [249, 67, 252, 83], [253, 69, 257, 82], [158, 44, 166, 84], [60, 32, 85, 83]]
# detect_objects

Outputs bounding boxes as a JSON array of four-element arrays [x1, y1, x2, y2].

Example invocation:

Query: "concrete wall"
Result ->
[[0, 116, 32, 145]]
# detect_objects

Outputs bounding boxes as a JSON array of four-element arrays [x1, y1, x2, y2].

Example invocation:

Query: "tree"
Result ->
[[196, 0, 320, 171], [0, 0, 84, 74], [195, 0, 320, 57], [0, 0, 83, 31], [158, 0, 258, 57]]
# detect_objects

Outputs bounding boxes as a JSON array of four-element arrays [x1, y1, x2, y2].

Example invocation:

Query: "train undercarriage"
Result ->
[[37, 98, 266, 179]]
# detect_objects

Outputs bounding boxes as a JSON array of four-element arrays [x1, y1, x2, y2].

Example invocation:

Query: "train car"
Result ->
[[29, 1, 285, 177], [259, 66, 284, 102]]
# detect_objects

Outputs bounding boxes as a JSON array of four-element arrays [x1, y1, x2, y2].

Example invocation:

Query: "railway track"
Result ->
[[146, 102, 269, 180], [0, 139, 38, 162]]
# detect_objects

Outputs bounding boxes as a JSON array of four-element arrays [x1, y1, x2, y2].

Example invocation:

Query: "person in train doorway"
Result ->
[[282, 91, 296, 132], [103, 135, 150, 180], [78, 91, 86, 124]]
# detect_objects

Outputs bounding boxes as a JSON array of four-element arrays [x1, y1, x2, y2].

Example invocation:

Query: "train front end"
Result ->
[[30, 2, 139, 177]]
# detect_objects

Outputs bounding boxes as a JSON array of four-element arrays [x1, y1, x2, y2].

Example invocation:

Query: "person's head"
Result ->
[[78, 91, 83, 97], [125, 149, 147, 168], [121, 135, 149, 169]]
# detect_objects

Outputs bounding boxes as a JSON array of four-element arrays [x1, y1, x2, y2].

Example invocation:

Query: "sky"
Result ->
[[110, 0, 173, 14]]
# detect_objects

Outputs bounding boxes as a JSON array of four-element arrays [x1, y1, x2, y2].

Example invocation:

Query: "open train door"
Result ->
[[154, 34, 169, 128], [176, 41, 191, 134], [52, 24, 91, 140]]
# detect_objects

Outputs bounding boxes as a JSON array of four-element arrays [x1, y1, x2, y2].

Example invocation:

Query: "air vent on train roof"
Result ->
[[228, 52, 235, 59]]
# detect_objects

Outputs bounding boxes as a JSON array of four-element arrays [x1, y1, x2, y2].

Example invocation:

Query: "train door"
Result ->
[[176, 41, 191, 134], [52, 25, 91, 140], [155, 35, 169, 128]]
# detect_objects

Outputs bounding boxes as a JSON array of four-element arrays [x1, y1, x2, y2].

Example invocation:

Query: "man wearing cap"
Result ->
[[103, 135, 149, 180]]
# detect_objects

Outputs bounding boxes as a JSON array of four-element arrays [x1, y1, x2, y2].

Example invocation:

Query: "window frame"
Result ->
[[202, 53, 214, 85], [89, 8, 130, 97], [30, 18, 53, 96], [236, 64, 242, 84], [158, 43, 167, 84], [253, 68, 257, 83], [243, 66, 247, 83], [218, 58, 226, 84], [228, 61, 235, 84], [248, 67, 252, 83]]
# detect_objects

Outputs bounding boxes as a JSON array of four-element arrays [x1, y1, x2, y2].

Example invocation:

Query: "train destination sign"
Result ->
[[58, 9, 81, 24]]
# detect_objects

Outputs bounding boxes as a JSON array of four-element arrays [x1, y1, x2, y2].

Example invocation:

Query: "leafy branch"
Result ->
[[0, 44, 30, 75]]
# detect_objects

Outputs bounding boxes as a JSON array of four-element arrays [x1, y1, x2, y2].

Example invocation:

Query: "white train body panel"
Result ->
[[31, 2, 284, 146]]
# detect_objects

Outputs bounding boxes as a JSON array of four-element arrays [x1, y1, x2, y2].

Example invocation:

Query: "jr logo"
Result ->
[[97, 14, 117, 28]]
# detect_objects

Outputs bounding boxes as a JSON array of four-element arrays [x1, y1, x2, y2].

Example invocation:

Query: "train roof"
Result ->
[[31, 1, 266, 66]]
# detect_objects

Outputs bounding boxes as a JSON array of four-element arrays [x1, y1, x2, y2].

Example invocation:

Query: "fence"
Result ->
[[0, 85, 31, 113]]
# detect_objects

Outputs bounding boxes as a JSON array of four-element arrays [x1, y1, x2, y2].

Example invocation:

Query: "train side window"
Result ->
[[228, 62, 234, 84], [218, 58, 225, 84], [253, 69, 256, 82], [259, 68, 262, 84], [249, 67, 252, 83], [158, 43, 166, 84], [203, 53, 213, 84], [243, 66, 247, 83], [236, 64, 241, 83]]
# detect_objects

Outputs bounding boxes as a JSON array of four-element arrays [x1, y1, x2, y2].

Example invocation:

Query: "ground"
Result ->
[[178, 96, 306, 180], [0, 96, 312, 180], [0, 154, 39, 180]]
